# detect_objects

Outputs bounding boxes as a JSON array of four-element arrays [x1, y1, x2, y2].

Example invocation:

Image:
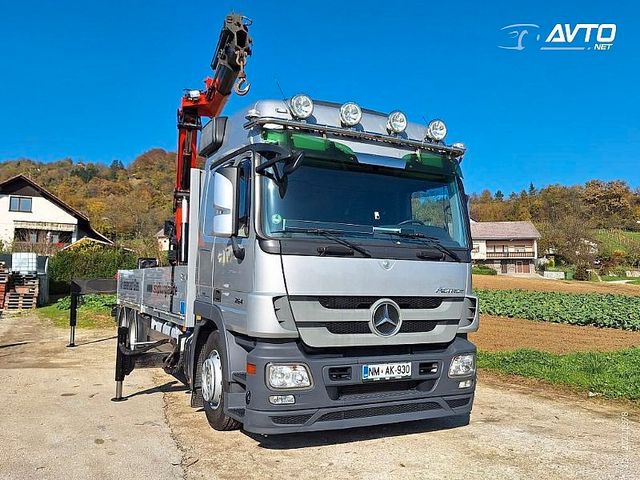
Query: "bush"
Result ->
[[54, 294, 117, 310], [606, 265, 628, 277], [49, 243, 136, 293], [472, 265, 497, 275], [574, 264, 590, 281]]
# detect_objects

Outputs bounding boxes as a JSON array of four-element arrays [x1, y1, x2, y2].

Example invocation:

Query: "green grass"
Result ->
[[479, 348, 640, 400], [593, 229, 640, 254], [37, 294, 116, 329], [472, 266, 497, 275], [629, 279, 640, 286], [600, 275, 630, 282]]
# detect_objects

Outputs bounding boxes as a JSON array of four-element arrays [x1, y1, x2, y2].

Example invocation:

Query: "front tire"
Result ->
[[199, 331, 240, 431]]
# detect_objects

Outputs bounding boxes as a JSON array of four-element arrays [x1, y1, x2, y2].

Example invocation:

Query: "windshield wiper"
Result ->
[[276, 227, 371, 258], [376, 230, 462, 262]]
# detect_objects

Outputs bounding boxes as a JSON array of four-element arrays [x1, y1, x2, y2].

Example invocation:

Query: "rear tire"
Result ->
[[199, 331, 240, 431]]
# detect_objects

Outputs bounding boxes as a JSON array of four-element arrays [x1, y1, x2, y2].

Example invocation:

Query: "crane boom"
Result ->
[[173, 13, 252, 263]]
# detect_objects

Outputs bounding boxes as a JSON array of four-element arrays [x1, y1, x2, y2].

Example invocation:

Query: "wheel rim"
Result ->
[[201, 350, 223, 408]]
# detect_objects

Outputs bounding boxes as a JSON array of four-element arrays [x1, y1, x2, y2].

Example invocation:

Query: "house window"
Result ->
[[9, 196, 32, 213], [472, 243, 480, 253]]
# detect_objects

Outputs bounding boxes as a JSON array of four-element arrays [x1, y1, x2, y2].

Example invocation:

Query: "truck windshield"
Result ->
[[260, 156, 469, 249]]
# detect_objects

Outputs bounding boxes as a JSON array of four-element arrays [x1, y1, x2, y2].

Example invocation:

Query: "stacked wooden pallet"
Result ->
[[2, 272, 39, 310]]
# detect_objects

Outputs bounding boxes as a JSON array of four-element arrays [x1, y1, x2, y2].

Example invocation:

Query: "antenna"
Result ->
[[275, 78, 288, 104]]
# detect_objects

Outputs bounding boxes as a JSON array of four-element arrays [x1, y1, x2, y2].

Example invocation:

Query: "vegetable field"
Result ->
[[475, 289, 640, 331]]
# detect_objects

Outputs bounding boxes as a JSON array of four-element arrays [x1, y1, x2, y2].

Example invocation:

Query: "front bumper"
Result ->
[[238, 335, 476, 434]]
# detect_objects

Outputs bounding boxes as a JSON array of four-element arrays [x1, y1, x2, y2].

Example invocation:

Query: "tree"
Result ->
[[494, 190, 504, 200]]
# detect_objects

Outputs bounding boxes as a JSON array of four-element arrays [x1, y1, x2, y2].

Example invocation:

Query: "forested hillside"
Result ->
[[470, 181, 640, 266], [1, 151, 639, 266], [0, 149, 176, 251]]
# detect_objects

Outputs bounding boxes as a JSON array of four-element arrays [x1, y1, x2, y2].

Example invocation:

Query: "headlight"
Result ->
[[386, 111, 407, 134], [339, 102, 362, 127], [448, 354, 476, 377], [426, 119, 447, 141], [267, 363, 312, 389], [290, 94, 314, 119]]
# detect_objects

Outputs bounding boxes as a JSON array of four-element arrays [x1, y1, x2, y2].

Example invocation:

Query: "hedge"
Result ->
[[48, 243, 136, 293]]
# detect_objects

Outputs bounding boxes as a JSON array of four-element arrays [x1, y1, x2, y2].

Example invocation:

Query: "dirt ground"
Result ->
[[471, 315, 640, 353], [1, 314, 639, 480], [473, 274, 640, 296]]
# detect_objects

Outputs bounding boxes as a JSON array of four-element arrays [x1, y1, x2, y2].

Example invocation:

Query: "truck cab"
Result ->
[[184, 97, 478, 433]]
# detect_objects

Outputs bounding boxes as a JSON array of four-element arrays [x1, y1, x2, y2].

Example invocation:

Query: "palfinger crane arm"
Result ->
[[173, 13, 252, 263]]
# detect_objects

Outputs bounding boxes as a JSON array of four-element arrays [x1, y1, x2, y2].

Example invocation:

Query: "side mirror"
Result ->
[[199, 117, 228, 157], [212, 167, 238, 237]]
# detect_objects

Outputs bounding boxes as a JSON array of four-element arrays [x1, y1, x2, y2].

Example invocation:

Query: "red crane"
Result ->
[[172, 13, 252, 263]]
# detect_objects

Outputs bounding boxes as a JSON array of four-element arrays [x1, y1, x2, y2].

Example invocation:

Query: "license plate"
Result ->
[[362, 362, 412, 381]]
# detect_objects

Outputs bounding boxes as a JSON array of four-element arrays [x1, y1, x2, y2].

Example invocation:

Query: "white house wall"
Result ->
[[0, 194, 78, 245]]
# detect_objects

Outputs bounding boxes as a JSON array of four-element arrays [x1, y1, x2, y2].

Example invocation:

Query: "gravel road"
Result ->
[[0, 313, 637, 480]]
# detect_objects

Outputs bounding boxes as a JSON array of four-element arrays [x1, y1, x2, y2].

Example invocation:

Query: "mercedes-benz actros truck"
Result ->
[[113, 13, 478, 435]]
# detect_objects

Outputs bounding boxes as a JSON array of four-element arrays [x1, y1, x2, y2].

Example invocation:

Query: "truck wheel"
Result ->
[[199, 331, 240, 431]]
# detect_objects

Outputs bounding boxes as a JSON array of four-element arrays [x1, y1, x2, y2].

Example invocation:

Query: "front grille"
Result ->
[[326, 322, 371, 334], [318, 401, 441, 422], [270, 414, 313, 425], [324, 320, 439, 335], [336, 380, 420, 401], [446, 397, 471, 409], [318, 296, 444, 310], [399, 321, 438, 333]]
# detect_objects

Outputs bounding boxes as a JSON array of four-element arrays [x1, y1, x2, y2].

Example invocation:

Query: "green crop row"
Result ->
[[475, 289, 640, 330]]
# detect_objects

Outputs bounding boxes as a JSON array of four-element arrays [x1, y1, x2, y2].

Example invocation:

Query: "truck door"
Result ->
[[197, 168, 218, 302], [212, 155, 254, 332]]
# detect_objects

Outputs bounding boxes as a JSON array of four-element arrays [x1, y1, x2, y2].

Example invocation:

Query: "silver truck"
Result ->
[[115, 96, 478, 434]]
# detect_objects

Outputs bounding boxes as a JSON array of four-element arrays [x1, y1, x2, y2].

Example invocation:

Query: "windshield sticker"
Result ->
[[271, 213, 283, 225]]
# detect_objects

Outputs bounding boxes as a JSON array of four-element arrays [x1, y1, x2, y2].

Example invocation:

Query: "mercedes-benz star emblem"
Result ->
[[371, 300, 402, 337]]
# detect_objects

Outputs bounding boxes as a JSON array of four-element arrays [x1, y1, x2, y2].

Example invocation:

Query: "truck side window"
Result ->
[[237, 159, 251, 237]]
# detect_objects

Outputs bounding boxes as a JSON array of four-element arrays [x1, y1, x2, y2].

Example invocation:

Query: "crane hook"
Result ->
[[234, 77, 250, 96]]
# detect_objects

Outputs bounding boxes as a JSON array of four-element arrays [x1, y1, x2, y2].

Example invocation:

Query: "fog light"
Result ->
[[458, 379, 473, 389], [267, 363, 312, 389], [290, 94, 314, 119], [426, 119, 447, 141], [386, 111, 407, 134], [269, 394, 295, 405], [448, 353, 476, 377], [340, 102, 362, 126]]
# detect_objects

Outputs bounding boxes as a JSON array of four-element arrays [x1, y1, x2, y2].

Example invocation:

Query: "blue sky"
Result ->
[[0, 0, 637, 194]]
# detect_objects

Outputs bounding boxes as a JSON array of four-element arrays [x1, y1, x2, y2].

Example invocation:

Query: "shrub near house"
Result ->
[[48, 242, 136, 293]]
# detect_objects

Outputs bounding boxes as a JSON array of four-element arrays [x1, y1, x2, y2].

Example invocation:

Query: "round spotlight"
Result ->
[[387, 111, 407, 134], [290, 94, 314, 119], [426, 119, 447, 141], [339, 102, 362, 127]]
